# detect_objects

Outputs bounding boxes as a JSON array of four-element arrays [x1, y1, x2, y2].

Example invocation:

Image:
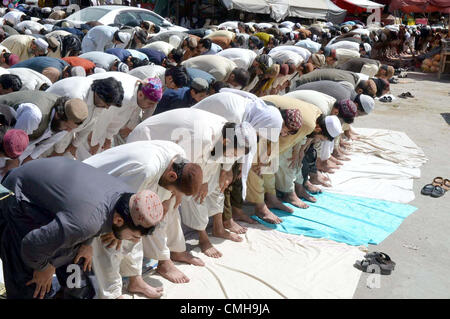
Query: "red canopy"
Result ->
[[390, 0, 450, 12]]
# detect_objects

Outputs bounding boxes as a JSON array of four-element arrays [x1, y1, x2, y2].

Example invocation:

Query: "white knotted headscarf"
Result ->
[[220, 88, 282, 143], [234, 121, 258, 199]]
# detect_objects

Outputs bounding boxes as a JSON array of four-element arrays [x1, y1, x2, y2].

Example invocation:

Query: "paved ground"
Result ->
[[352, 72, 450, 298]]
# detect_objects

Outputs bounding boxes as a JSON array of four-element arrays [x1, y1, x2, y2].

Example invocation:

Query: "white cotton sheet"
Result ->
[[323, 128, 427, 203], [125, 224, 365, 299]]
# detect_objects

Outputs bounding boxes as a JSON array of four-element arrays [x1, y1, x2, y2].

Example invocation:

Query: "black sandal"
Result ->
[[405, 92, 414, 98], [355, 254, 396, 275], [398, 92, 408, 99], [431, 185, 445, 198], [421, 184, 435, 196]]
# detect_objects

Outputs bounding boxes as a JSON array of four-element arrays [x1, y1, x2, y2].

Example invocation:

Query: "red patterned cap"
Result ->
[[130, 190, 164, 228]]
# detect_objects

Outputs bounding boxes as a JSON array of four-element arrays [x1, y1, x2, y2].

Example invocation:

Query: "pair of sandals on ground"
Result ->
[[355, 252, 396, 275], [421, 177, 450, 198]]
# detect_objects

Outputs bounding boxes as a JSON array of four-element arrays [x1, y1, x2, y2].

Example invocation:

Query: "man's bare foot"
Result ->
[[282, 191, 309, 208], [212, 214, 243, 242], [156, 260, 190, 284], [224, 218, 247, 234], [295, 183, 316, 203], [309, 172, 330, 187], [198, 231, 222, 258], [171, 251, 205, 266], [333, 151, 351, 161], [127, 276, 163, 298], [304, 180, 322, 194], [329, 156, 343, 166], [254, 203, 282, 224], [317, 160, 338, 173], [232, 207, 257, 224], [265, 193, 294, 213], [199, 241, 222, 258]]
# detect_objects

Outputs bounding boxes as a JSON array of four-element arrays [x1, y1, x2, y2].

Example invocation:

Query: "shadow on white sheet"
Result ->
[[124, 224, 366, 299], [323, 128, 427, 203]]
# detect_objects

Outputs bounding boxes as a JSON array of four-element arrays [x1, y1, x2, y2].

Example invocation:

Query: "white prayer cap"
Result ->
[[24, 29, 33, 35], [42, 7, 52, 14], [169, 35, 182, 48], [117, 62, 129, 73], [324, 115, 343, 138], [363, 43, 372, 53], [94, 67, 107, 74], [359, 94, 375, 114], [117, 32, 130, 44], [34, 38, 48, 54], [312, 34, 318, 42], [71, 66, 86, 77]]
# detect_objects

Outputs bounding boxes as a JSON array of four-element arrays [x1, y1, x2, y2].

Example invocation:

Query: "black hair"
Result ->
[[0, 125, 10, 155], [0, 103, 16, 127], [165, 66, 188, 88], [211, 80, 230, 93], [199, 38, 212, 51], [113, 30, 124, 43], [114, 193, 155, 236], [51, 96, 72, 131], [220, 122, 250, 155], [153, 25, 161, 34], [169, 48, 183, 64], [271, 37, 280, 47], [61, 35, 82, 57], [0, 74, 22, 92], [316, 114, 334, 141], [230, 68, 250, 87], [53, 96, 72, 121], [333, 101, 354, 124], [39, 83, 50, 91], [135, 29, 148, 44], [130, 56, 149, 68], [91, 77, 124, 107]]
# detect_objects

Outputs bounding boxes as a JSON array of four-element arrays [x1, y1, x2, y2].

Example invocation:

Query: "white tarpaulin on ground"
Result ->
[[126, 224, 365, 299], [324, 128, 427, 203], [221, 0, 346, 23]]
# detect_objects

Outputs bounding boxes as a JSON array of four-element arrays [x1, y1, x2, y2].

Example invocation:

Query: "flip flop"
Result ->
[[398, 93, 408, 99], [421, 184, 434, 196], [405, 92, 414, 98], [432, 177, 444, 186], [379, 96, 392, 102], [364, 252, 396, 269], [354, 256, 395, 275], [431, 186, 446, 198], [442, 179, 450, 192]]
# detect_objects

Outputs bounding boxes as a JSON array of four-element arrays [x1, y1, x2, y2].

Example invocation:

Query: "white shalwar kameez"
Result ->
[[127, 108, 228, 231], [191, 89, 281, 198], [84, 140, 187, 299], [86, 72, 144, 150], [45, 76, 105, 159]]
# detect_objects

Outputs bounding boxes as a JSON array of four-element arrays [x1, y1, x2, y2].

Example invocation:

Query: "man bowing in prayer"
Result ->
[[84, 140, 204, 295], [0, 157, 164, 299]]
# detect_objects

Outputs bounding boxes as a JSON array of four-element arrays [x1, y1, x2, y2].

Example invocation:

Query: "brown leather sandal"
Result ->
[[442, 179, 450, 192], [432, 177, 444, 186]]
